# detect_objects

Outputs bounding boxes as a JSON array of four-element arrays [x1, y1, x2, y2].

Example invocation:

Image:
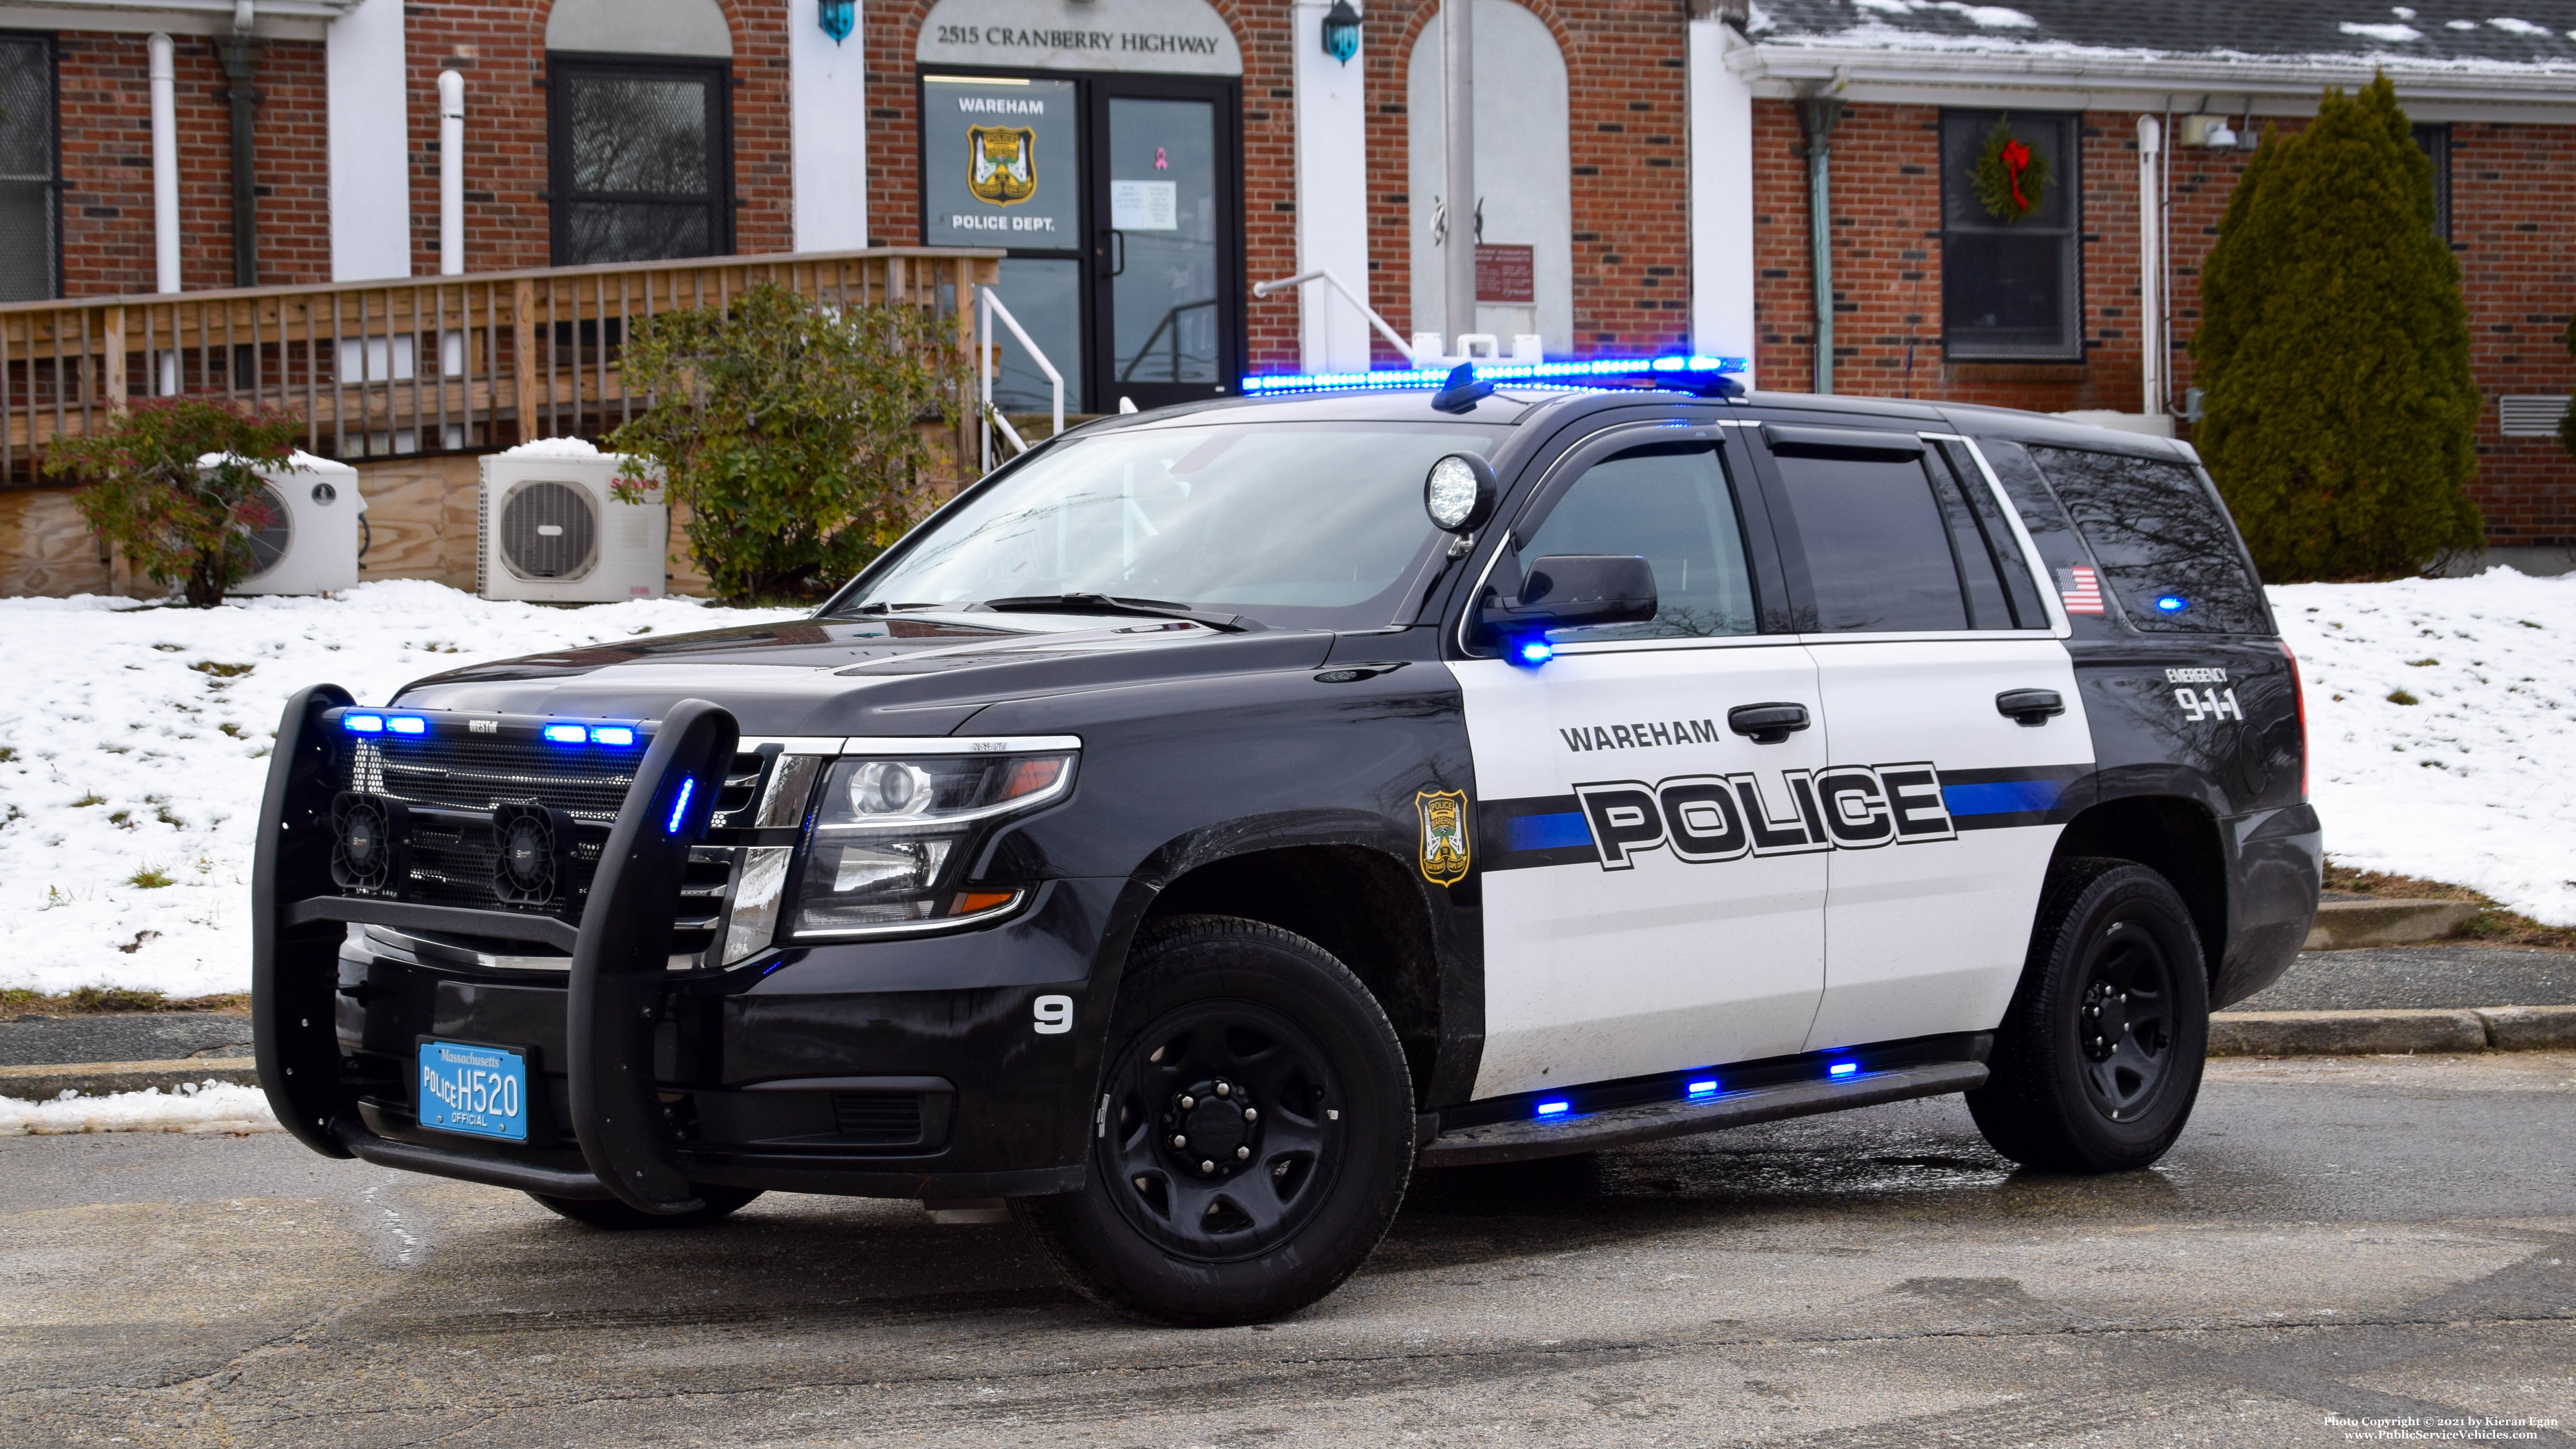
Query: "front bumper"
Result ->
[[254, 687, 1119, 1209]]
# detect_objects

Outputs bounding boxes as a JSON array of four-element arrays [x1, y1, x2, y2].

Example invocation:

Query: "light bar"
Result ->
[[665, 776, 696, 835], [1240, 353, 1751, 398], [590, 725, 637, 747], [1534, 1099, 1571, 1118], [1828, 1061, 1859, 1078], [541, 723, 587, 745], [343, 713, 384, 733], [387, 716, 427, 735]]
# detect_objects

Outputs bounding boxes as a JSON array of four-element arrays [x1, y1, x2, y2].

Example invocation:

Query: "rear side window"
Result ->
[[1769, 442, 2025, 633], [2027, 447, 2269, 634]]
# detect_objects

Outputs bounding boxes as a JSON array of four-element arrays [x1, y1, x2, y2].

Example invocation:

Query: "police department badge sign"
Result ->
[[967, 125, 1038, 206], [1417, 790, 1471, 886]]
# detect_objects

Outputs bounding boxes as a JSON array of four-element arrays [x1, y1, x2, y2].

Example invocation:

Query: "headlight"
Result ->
[[788, 751, 1074, 937]]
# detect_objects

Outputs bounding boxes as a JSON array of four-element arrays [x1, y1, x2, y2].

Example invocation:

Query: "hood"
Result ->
[[391, 611, 1337, 737]]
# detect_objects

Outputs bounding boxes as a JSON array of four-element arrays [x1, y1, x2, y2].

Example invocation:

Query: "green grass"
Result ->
[[189, 661, 255, 678], [124, 866, 175, 889], [0, 745, 16, 762], [2386, 688, 2420, 706], [0, 987, 249, 1017], [71, 792, 105, 807]]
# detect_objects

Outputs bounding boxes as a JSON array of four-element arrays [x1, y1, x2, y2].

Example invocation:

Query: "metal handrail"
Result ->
[[1115, 297, 1218, 385], [977, 285, 1064, 473], [1250, 268, 1418, 368]]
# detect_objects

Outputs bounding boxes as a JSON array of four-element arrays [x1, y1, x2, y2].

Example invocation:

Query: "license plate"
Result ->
[[416, 1040, 529, 1142]]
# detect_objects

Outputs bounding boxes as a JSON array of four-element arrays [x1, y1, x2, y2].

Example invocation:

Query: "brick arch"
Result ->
[[1388, 0, 1577, 79]]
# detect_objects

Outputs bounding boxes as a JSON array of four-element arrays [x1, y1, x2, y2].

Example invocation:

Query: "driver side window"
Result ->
[[1517, 441, 1758, 643]]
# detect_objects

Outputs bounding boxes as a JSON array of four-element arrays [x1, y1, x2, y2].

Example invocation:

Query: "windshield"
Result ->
[[836, 422, 1507, 630]]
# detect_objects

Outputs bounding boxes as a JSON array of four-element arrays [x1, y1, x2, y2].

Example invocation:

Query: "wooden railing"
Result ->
[[0, 248, 1004, 485]]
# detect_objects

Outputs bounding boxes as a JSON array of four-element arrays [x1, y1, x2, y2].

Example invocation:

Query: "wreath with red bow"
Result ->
[[1972, 118, 2050, 223]]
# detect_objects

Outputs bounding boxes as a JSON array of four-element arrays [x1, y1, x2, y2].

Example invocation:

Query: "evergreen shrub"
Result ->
[[43, 398, 305, 607], [608, 283, 970, 602], [2193, 74, 2483, 580]]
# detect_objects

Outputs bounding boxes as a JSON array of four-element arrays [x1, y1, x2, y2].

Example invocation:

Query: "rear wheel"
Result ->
[[1968, 858, 2209, 1173], [531, 1185, 763, 1229], [1016, 915, 1415, 1326]]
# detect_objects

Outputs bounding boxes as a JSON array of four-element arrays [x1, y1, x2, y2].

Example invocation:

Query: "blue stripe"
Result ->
[[1508, 811, 1595, 851], [1942, 779, 2064, 817]]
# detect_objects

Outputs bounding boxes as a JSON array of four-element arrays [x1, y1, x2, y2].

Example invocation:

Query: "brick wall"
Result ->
[[1752, 97, 2576, 548], [1360, 0, 1692, 366], [57, 31, 334, 293]]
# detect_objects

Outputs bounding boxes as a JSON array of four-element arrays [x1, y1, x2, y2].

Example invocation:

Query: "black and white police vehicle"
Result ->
[[254, 359, 2321, 1325]]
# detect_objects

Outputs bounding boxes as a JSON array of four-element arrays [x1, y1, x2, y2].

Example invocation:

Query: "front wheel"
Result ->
[[1968, 857, 2210, 1173], [1016, 915, 1415, 1326]]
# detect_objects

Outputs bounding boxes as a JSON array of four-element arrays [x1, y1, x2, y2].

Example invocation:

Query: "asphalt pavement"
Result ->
[[3, 1051, 2570, 1447], [0, 1012, 251, 1067]]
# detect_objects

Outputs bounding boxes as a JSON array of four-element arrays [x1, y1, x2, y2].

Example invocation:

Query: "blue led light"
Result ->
[[387, 716, 427, 735], [665, 777, 695, 835], [343, 713, 384, 734], [1535, 1099, 1571, 1118], [2155, 595, 2190, 613], [1686, 1079, 1719, 1100], [1828, 1061, 1859, 1078], [1240, 353, 1750, 398], [542, 723, 587, 745], [590, 725, 636, 747], [1515, 639, 1555, 667]]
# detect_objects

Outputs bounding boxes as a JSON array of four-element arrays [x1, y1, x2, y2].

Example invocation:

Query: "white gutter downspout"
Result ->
[[438, 70, 465, 276], [149, 33, 179, 295], [2136, 115, 2163, 418]]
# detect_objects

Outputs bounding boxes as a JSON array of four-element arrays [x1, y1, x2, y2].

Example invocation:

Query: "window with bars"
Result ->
[[547, 55, 732, 266], [1940, 110, 2081, 363], [0, 33, 58, 302]]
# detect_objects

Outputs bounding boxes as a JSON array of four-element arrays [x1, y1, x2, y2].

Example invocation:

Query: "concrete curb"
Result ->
[[0, 1058, 260, 1102], [2210, 1005, 2576, 1057], [2302, 898, 2481, 951]]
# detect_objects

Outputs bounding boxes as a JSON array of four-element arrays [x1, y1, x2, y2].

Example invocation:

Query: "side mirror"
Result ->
[[1423, 452, 1499, 534], [1480, 554, 1658, 645]]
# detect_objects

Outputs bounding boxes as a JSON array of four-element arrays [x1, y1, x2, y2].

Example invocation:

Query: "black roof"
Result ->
[[1746, 0, 2576, 67]]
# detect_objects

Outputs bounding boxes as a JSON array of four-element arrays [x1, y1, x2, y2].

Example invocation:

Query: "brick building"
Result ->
[[0, 0, 2570, 558]]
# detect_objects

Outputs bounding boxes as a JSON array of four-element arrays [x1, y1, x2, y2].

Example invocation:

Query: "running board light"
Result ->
[[1535, 1099, 1570, 1118], [1828, 1061, 1859, 1078], [1686, 1079, 1719, 1100]]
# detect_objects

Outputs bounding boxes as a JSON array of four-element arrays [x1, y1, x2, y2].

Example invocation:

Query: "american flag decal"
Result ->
[[2057, 566, 2105, 614]]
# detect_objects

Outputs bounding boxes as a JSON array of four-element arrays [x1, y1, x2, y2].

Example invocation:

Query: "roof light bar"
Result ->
[[1240, 354, 1750, 398]]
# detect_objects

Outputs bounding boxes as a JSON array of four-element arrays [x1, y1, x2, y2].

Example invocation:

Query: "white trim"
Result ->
[[790, 0, 870, 251], [327, 0, 409, 283], [1932, 432, 2072, 639], [836, 735, 1085, 755], [1688, 19, 1756, 390], [1292, 0, 1372, 372], [0, 3, 328, 36]]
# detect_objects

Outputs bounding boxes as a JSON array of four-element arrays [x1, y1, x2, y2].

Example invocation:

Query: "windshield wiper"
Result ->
[[976, 593, 1263, 633]]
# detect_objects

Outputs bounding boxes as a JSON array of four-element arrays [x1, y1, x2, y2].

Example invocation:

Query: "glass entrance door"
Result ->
[[1094, 87, 1234, 409]]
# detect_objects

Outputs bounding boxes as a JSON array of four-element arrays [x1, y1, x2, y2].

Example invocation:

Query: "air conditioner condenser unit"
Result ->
[[477, 443, 668, 603], [221, 451, 367, 596]]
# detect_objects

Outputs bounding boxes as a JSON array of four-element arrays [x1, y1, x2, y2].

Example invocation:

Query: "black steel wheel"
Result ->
[[530, 1185, 762, 1229], [1969, 857, 2210, 1173], [1017, 915, 1414, 1325]]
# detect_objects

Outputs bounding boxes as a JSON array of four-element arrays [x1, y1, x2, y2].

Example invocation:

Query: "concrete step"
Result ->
[[2209, 1004, 2576, 1056], [2303, 898, 2482, 950]]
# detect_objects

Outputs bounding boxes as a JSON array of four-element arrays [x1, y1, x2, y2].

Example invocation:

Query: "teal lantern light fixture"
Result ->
[[818, 0, 855, 44], [1322, 0, 1362, 64]]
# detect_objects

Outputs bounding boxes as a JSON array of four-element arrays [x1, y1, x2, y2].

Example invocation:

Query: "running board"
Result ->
[[1417, 1060, 1990, 1169]]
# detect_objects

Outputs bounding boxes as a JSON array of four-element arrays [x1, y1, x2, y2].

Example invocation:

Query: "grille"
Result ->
[[497, 480, 600, 580], [241, 482, 294, 579], [2499, 395, 2571, 438], [831, 1093, 923, 1146], [350, 735, 639, 821]]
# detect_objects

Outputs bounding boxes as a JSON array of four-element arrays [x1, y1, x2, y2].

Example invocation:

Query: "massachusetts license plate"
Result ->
[[416, 1040, 529, 1142]]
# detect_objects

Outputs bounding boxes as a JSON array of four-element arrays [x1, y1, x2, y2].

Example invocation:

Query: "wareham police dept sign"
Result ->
[[916, 0, 1244, 75]]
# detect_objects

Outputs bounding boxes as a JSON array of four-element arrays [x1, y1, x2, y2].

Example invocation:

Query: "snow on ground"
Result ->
[[0, 1079, 277, 1136], [0, 582, 803, 997], [0, 570, 2569, 997], [2273, 568, 2576, 927]]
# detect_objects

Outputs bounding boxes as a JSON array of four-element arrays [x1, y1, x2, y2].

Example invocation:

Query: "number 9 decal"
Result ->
[[1033, 994, 1075, 1035]]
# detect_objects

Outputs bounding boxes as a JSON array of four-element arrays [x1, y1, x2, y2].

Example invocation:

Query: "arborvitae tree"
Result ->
[[2193, 74, 2483, 580]]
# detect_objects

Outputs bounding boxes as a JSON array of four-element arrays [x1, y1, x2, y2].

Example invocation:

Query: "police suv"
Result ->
[[253, 362, 2321, 1325]]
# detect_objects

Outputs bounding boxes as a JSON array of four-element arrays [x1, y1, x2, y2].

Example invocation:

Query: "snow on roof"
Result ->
[[1744, 0, 2576, 70]]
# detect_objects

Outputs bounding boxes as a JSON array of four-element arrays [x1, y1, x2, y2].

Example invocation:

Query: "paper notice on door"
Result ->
[[1110, 180, 1178, 231]]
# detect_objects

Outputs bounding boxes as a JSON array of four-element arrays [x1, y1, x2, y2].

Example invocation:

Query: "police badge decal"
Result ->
[[966, 125, 1038, 206], [1416, 789, 1471, 887]]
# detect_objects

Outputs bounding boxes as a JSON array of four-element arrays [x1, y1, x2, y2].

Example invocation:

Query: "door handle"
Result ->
[[1996, 688, 2066, 726], [1727, 702, 1811, 745]]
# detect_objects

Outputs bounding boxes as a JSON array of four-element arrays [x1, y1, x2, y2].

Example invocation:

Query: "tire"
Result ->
[[1968, 857, 2210, 1174], [531, 1185, 763, 1229], [1015, 914, 1416, 1326]]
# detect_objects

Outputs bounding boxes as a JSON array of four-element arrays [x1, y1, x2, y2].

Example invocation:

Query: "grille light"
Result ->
[[1240, 353, 1749, 397], [590, 725, 636, 747], [1535, 1099, 1570, 1118], [542, 723, 587, 745], [1828, 1061, 1859, 1078], [387, 716, 427, 735], [343, 713, 384, 734], [665, 777, 696, 834]]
